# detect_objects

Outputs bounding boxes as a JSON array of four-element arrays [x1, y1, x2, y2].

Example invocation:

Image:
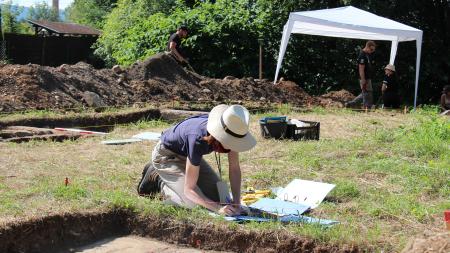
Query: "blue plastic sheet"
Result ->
[[224, 215, 338, 227]]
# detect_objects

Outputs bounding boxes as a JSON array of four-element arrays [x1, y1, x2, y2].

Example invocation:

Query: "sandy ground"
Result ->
[[70, 235, 230, 253]]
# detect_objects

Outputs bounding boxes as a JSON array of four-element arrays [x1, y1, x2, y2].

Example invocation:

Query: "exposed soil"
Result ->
[[0, 108, 160, 131], [318, 90, 356, 108], [0, 210, 130, 253], [0, 126, 84, 143], [73, 235, 229, 253], [0, 209, 361, 253], [0, 54, 352, 113]]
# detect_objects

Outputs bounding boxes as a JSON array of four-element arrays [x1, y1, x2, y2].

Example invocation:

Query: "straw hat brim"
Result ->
[[207, 105, 256, 152]]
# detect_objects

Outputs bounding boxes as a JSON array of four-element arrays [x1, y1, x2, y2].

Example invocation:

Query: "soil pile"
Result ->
[[318, 89, 355, 108], [0, 62, 134, 112], [0, 53, 339, 112]]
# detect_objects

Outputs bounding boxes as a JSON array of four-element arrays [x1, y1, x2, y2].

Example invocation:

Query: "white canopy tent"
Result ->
[[274, 6, 423, 108]]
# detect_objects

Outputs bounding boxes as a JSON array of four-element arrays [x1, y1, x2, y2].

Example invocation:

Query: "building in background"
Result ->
[[3, 19, 102, 67]]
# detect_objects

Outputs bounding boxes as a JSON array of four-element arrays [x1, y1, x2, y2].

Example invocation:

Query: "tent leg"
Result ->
[[274, 21, 294, 84], [389, 39, 398, 65], [414, 36, 422, 110]]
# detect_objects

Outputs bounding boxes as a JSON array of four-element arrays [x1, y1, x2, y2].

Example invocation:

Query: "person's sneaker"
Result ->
[[137, 162, 161, 196]]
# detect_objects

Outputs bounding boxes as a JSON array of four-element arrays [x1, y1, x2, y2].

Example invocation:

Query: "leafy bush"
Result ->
[[65, 0, 118, 29]]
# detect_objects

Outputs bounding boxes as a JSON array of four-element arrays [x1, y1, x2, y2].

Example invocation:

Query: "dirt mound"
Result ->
[[0, 53, 322, 112], [401, 232, 450, 253], [318, 89, 355, 107], [0, 62, 134, 112], [127, 53, 202, 84]]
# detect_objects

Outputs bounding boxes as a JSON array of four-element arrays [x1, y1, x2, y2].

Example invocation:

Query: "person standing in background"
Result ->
[[167, 26, 189, 64], [346, 41, 376, 109]]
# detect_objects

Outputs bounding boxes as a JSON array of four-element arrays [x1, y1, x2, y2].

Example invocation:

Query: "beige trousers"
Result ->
[[151, 141, 220, 208]]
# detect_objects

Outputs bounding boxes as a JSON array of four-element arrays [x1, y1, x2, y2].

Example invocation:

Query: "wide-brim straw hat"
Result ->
[[385, 64, 396, 72], [207, 104, 257, 152]]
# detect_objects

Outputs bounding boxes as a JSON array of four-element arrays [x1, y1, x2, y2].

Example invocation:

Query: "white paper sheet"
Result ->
[[131, 132, 161, 141], [276, 179, 335, 209]]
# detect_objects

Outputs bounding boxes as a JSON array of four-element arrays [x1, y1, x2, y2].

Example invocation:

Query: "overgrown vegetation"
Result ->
[[1, 108, 448, 252]]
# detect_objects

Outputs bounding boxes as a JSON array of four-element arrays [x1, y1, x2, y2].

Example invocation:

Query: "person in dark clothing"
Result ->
[[381, 64, 400, 108], [346, 40, 376, 108], [167, 26, 189, 63]]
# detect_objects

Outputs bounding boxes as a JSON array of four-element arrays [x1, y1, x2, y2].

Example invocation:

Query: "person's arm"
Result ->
[[359, 64, 367, 91], [228, 151, 241, 206], [184, 158, 237, 215], [184, 159, 220, 211], [169, 41, 186, 63]]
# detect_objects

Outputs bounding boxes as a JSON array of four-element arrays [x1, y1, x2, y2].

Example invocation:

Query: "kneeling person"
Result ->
[[138, 105, 256, 216], [381, 64, 400, 108]]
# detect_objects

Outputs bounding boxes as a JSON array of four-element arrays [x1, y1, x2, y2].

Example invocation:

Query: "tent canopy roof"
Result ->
[[289, 6, 422, 41]]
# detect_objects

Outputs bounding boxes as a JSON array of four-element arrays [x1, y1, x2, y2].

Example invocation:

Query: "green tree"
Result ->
[[65, 0, 118, 29], [94, 0, 176, 66], [1, 1, 22, 33], [27, 1, 59, 21]]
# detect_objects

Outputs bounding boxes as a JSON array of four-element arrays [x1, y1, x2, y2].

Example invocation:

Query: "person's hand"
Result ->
[[218, 204, 241, 216]]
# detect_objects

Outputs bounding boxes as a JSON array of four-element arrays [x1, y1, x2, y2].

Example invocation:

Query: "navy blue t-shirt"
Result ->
[[161, 114, 213, 166]]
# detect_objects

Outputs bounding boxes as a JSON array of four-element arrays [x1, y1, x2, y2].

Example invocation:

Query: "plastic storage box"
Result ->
[[285, 120, 320, 140], [259, 117, 288, 139], [259, 117, 320, 140]]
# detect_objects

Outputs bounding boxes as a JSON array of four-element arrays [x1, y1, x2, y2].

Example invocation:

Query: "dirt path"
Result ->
[[72, 236, 229, 253]]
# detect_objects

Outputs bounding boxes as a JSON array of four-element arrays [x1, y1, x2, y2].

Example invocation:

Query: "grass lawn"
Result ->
[[0, 107, 448, 252]]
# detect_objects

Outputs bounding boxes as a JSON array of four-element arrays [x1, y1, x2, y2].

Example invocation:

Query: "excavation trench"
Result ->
[[0, 108, 209, 142], [0, 209, 360, 253]]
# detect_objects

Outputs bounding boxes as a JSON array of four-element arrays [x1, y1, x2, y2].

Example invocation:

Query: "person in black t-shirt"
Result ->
[[381, 64, 400, 108], [346, 40, 376, 108], [167, 26, 189, 63]]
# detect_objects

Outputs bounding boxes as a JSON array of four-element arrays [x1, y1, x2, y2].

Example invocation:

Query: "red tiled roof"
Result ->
[[27, 20, 101, 36]]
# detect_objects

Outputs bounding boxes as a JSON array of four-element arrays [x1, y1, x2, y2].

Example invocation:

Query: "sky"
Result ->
[[4, 0, 74, 9]]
